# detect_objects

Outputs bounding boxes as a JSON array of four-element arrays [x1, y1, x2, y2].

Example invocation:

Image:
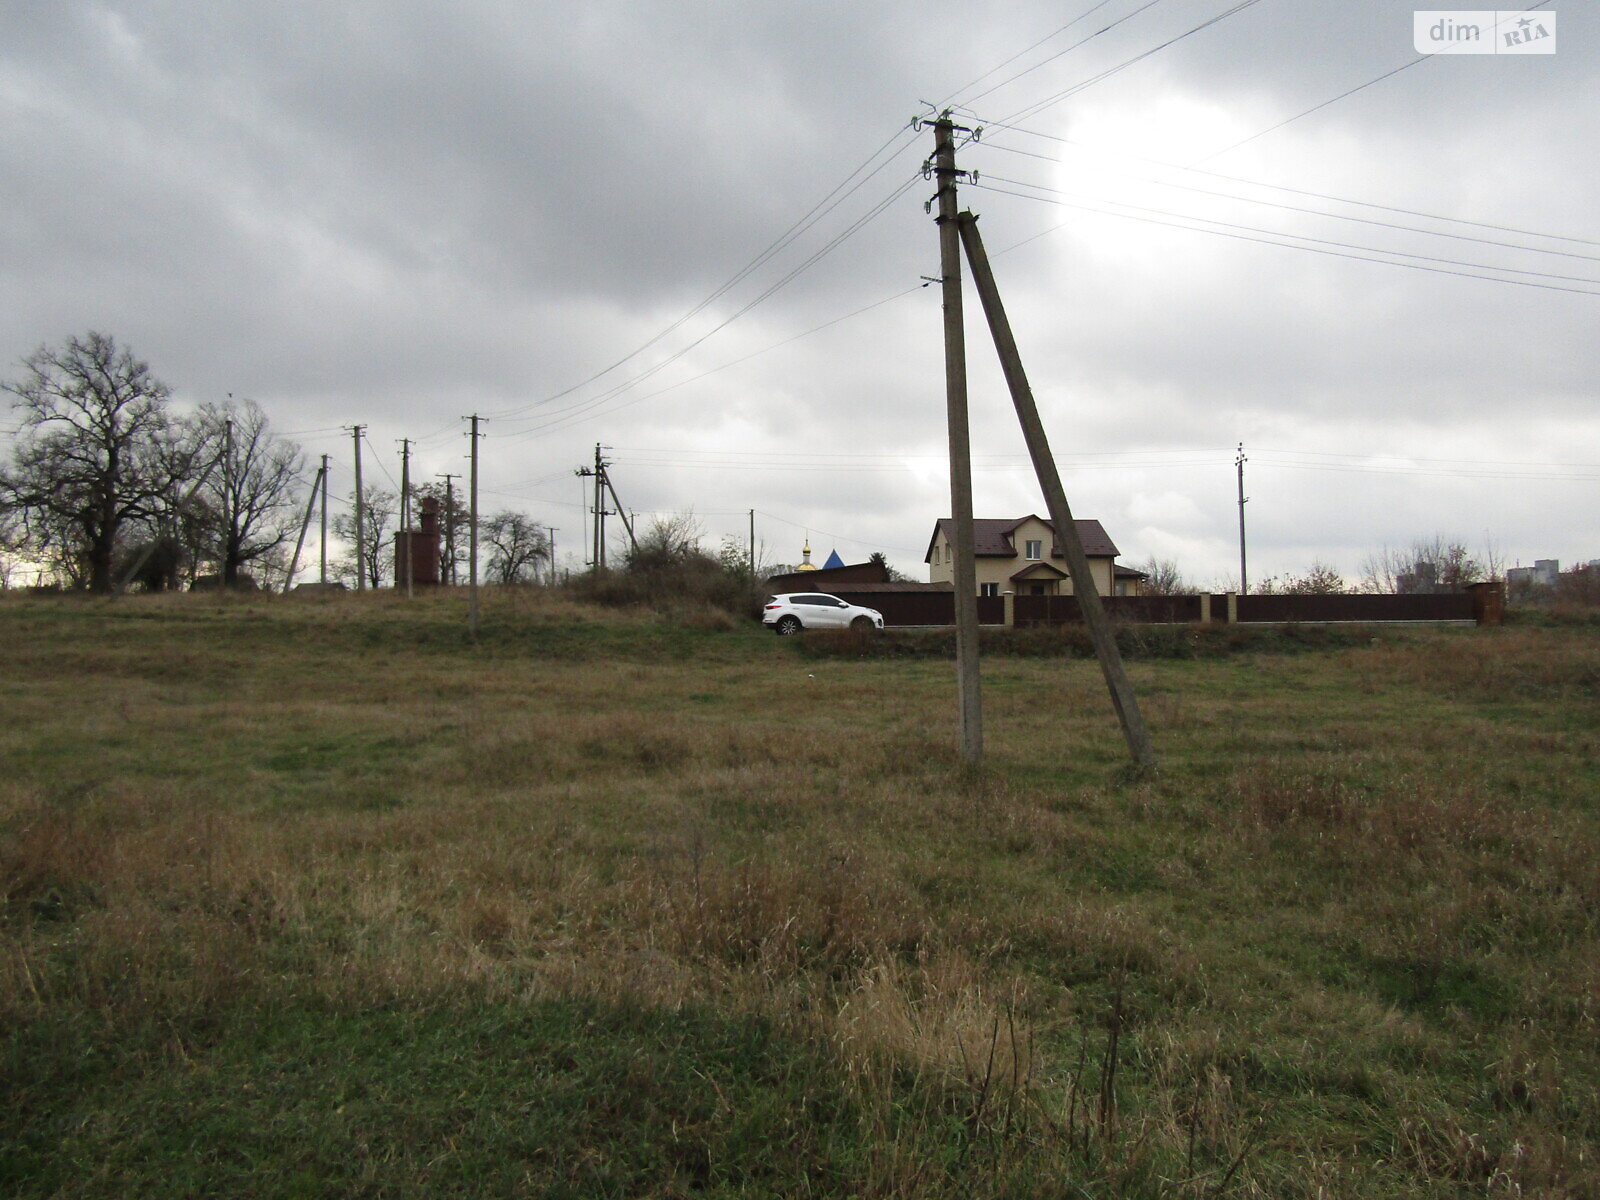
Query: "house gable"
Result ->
[[1010, 561, 1068, 582], [928, 514, 1126, 596]]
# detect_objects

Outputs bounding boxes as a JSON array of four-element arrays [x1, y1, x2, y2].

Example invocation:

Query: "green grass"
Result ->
[[3, 589, 1598, 1197]]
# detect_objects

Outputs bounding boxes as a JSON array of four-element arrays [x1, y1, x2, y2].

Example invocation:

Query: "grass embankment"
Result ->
[[2, 590, 1597, 1197]]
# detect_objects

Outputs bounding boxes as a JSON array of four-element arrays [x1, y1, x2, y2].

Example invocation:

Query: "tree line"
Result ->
[[1138, 537, 1503, 598], [0, 332, 549, 592]]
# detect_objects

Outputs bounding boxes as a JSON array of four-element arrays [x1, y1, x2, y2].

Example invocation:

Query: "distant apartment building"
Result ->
[[1506, 559, 1561, 589]]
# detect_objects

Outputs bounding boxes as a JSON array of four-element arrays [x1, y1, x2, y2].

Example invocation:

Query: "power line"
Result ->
[[942, 0, 1171, 110], [997, 0, 1269, 127], [496, 172, 925, 440], [967, 179, 1600, 297], [976, 171, 1600, 286], [1196, 2, 1552, 163], [976, 143, 1600, 265], [483, 126, 924, 425], [493, 286, 923, 442]]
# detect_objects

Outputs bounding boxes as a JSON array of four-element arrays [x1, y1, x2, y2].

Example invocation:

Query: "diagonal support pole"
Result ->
[[282, 461, 327, 594], [957, 211, 1157, 771]]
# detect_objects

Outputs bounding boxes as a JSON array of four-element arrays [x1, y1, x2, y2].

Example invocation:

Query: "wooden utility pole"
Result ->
[[593, 444, 606, 569], [468, 415, 483, 636], [283, 459, 327, 593], [351, 425, 366, 592], [1236, 443, 1248, 595], [927, 112, 983, 763], [438, 473, 460, 585], [115, 446, 224, 594], [221, 415, 235, 585], [319, 454, 330, 585], [749, 509, 756, 579], [547, 527, 558, 587], [399, 437, 414, 598], [958, 212, 1157, 771], [601, 459, 637, 558]]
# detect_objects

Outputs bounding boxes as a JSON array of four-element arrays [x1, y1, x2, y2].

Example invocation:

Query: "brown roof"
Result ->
[[819, 581, 954, 593], [925, 516, 1120, 563], [766, 560, 891, 591], [1010, 562, 1068, 582]]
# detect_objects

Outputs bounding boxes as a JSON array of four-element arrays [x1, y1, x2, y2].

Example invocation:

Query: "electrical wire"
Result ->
[[997, 0, 1269, 127], [967, 178, 1600, 297], [977, 142, 1600, 265], [482, 125, 925, 425], [976, 171, 1600, 286], [942, 0, 1172, 110], [1197, 2, 1552, 163], [495, 171, 925, 441]]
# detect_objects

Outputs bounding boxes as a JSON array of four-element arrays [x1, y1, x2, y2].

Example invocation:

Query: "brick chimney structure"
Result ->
[[394, 496, 443, 586]]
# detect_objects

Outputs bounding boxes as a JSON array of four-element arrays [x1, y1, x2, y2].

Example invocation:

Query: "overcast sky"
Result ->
[[2, 0, 1592, 585]]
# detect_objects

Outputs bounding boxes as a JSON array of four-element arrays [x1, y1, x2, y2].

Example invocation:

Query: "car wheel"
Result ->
[[850, 615, 874, 632], [775, 615, 802, 636]]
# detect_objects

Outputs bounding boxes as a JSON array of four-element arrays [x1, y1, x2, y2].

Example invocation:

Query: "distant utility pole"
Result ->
[[351, 425, 366, 592], [577, 445, 635, 569], [749, 509, 756, 579], [924, 110, 983, 764], [1237, 443, 1249, 595], [319, 454, 330, 585], [959, 210, 1157, 771], [467, 415, 484, 636], [221, 414, 235, 584], [399, 437, 414, 598], [438, 473, 460, 585], [283, 457, 328, 594], [595, 444, 606, 568], [546, 527, 558, 587]]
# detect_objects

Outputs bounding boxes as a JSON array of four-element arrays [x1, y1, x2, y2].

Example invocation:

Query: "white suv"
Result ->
[[762, 593, 885, 635]]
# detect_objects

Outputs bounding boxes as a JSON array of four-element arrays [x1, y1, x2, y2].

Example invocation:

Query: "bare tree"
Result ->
[[333, 487, 397, 588], [1279, 562, 1347, 594], [483, 510, 549, 584], [0, 508, 23, 587], [1362, 537, 1487, 594], [627, 512, 704, 569], [1137, 557, 1191, 596], [192, 399, 305, 587], [0, 332, 190, 593]]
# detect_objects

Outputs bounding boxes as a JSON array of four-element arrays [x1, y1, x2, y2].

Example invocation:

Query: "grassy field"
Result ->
[[2, 589, 1597, 1198]]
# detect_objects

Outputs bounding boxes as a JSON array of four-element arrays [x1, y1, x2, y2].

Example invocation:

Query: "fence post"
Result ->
[[1003, 590, 1015, 628], [1199, 593, 1211, 624], [1226, 591, 1239, 624]]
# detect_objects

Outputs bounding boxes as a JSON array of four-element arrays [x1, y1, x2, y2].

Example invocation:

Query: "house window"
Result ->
[[1025, 539, 1042, 560], [980, 583, 998, 597]]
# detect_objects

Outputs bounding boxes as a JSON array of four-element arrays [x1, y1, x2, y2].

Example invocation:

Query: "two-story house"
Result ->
[[925, 515, 1142, 596]]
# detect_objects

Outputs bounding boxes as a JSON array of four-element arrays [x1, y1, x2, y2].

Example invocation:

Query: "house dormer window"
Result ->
[[1025, 539, 1042, 560]]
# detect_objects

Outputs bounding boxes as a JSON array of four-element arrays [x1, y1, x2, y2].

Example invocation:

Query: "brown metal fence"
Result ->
[[833, 587, 1489, 628], [1235, 593, 1474, 623]]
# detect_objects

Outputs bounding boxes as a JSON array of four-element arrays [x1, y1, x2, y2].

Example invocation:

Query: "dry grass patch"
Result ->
[[4, 596, 1600, 1197]]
